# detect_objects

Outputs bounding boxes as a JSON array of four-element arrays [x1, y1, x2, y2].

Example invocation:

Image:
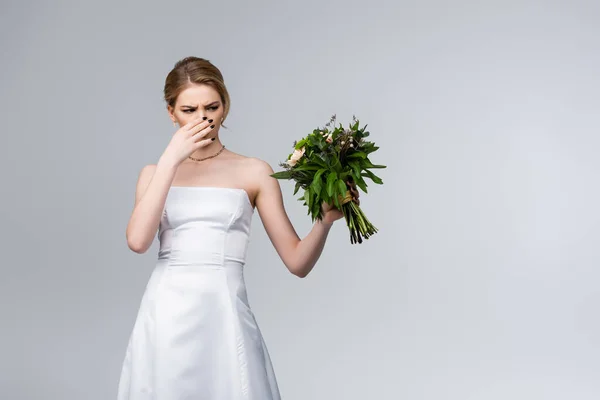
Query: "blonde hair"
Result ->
[[163, 57, 231, 124]]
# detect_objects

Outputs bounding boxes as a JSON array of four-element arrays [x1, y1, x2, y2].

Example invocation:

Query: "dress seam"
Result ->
[[222, 193, 250, 398]]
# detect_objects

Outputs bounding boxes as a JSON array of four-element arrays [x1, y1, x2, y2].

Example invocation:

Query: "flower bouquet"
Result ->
[[270, 114, 386, 244]]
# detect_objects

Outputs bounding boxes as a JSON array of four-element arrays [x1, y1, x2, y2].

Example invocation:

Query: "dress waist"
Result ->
[[158, 248, 245, 268]]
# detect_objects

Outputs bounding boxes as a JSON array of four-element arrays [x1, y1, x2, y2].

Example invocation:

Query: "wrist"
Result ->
[[157, 155, 179, 171], [317, 218, 334, 228]]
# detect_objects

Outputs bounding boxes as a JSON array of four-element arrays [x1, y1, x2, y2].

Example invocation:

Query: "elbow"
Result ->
[[129, 243, 148, 254], [290, 265, 309, 278], [126, 232, 150, 254], [127, 240, 148, 254]]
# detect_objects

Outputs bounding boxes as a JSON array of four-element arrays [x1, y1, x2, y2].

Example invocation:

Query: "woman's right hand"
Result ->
[[160, 117, 216, 166]]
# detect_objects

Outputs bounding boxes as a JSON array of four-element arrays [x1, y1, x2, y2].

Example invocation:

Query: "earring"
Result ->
[[173, 121, 177, 127]]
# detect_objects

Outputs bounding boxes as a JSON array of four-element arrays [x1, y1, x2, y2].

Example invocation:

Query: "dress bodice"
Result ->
[[119, 186, 281, 399], [157, 186, 254, 267]]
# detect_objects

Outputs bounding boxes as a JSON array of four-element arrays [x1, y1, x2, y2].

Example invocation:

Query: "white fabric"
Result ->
[[118, 186, 281, 400]]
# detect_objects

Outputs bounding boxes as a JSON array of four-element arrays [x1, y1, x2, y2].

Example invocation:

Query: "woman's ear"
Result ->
[[167, 105, 177, 126]]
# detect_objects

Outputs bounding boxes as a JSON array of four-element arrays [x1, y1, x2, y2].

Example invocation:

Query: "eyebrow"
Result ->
[[181, 101, 220, 108]]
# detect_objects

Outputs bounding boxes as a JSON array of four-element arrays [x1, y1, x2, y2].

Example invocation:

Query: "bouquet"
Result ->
[[270, 114, 386, 244]]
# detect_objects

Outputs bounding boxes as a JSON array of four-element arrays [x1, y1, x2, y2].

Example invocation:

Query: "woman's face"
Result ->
[[168, 83, 225, 130]]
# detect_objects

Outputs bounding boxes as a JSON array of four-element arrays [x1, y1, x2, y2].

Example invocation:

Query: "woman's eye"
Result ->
[[182, 106, 217, 113]]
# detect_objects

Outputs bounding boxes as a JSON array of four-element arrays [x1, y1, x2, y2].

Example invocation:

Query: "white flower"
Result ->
[[320, 130, 333, 144], [286, 146, 305, 167]]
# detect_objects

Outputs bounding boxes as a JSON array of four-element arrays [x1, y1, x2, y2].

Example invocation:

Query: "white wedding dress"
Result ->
[[117, 186, 281, 400]]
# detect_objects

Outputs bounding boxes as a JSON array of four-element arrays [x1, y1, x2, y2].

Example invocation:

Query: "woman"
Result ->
[[117, 56, 358, 399]]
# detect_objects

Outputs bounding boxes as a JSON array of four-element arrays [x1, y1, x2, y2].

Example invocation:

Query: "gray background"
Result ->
[[2, 0, 599, 399]]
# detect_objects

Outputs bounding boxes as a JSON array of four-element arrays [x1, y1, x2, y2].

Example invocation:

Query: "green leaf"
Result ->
[[304, 189, 311, 210], [363, 169, 383, 184], [347, 151, 367, 159], [311, 176, 323, 195], [270, 171, 292, 179], [320, 184, 330, 203], [293, 164, 321, 172], [337, 179, 347, 198], [339, 171, 351, 181], [363, 158, 387, 169], [326, 171, 337, 197], [317, 139, 325, 151], [332, 183, 341, 207], [293, 181, 302, 195], [311, 168, 326, 193], [330, 156, 342, 173], [312, 156, 328, 168], [348, 161, 362, 177], [354, 173, 369, 193], [311, 196, 321, 219]]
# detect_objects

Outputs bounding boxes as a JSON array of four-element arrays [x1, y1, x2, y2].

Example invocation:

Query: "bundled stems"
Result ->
[[341, 200, 378, 244]]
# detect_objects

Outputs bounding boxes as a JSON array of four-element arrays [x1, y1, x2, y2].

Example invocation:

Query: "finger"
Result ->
[[192, 123, 216, 142], [183, 117, 211, 134], [181, 116, 207, 130], [193, 137, 215, 149], [187, 119, 213, 135]]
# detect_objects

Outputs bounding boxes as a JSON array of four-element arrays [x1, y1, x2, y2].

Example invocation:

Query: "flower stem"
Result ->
[[341, 202, 378, 244]]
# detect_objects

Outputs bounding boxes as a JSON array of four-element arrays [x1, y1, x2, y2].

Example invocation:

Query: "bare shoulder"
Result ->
[[244, 157, 287, 215], [221, 151, 277, 198], [240, 157, 276, 185], [241, 157, 282, 202], [224, 150, 274, 175]]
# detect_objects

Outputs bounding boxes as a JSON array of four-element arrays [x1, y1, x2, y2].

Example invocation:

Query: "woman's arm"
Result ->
[[125, 157, 178, 253], [125, 116, 219, 253], [253, 159, 343, 278]]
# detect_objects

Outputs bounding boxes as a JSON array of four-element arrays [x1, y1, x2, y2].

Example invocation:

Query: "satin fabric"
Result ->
[[118, 186, 281, 400]]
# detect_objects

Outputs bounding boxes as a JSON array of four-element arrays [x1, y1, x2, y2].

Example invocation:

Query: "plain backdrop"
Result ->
[[1, 0, 599, 399]]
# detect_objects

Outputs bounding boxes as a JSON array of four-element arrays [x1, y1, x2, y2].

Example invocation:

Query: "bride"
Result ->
[[117, 56, 358, 399]]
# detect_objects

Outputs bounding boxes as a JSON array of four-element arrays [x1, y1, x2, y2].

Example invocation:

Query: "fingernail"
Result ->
[[210, 124, 215, 129], [211, 137, 215, 141], [202, 117, 207, 120], [208, 119, 213, 123]]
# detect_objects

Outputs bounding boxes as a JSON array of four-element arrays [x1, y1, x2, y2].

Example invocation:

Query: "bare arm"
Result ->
[[125, 157, 178, 253], [254, 159, 340, 278], [125, 116, 216, 253]]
